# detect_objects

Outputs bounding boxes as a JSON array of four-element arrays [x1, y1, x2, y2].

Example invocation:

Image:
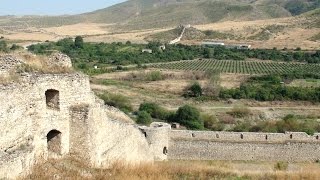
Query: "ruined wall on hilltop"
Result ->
[[0, 73, 95, 178], [0, 54, 158, 179], [168, 130, 320, 162]]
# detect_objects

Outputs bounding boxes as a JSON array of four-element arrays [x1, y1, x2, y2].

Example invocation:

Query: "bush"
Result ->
[[175, 105, 203, 130], [229, 115, 319, 135], [145, 71, 164, 81], [0, 40, 8, 52], [202, 114, 225, 131], [276, 115, 300, 133], [227, 106, 251, 118], [232, 121, 252, 132], [139, 102, 172, 120], [139, 102, 174, 122], [218, 114, 236, 124], [136, 111, 152, 125], [98, 92, 133, 113], [185, 82, 203, 97], [10, 44, 22, 51], [116, 65, 124, 70], [274, 162, 288, 171]]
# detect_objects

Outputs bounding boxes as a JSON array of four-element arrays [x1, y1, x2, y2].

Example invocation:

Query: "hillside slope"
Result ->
[[0, 0, 319, 30], [82, 0, 320, 30]]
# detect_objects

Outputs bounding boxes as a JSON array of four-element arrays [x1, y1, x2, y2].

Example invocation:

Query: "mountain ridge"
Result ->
[[0, 0, 319, 30]]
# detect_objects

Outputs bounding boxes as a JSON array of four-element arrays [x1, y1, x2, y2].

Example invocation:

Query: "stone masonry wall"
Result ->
[[87, 102, 153, 167], [169, 130, 320, 162], [69, 105, 93, 162], [0, 73, 95, 178]]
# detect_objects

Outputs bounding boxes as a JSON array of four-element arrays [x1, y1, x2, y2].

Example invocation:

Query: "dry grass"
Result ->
[[16, 53, 74, 74], [0, 70, 20, 84], [43, 23, 109, 36], [23, 157, 320, 180], [3, 15, 318, 49], [0, 53, 74, 85], [94, 69, 208, 81]]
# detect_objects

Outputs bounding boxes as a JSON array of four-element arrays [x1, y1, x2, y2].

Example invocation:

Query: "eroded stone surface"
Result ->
[[48, 53, 72, 68], [0, 55, 23, 76]]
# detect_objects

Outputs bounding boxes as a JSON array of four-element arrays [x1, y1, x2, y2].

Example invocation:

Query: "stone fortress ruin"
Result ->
[[1, 53, 320, 179]]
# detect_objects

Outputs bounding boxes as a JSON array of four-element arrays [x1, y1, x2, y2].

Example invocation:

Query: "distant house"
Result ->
[[142, 49, 153, 53], [159, 45, 166, 50], [202, 41, 225, 47], [236, 44, 251, 49]]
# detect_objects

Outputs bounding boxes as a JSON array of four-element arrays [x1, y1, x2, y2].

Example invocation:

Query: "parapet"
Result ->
[[170, 130, 320, 143]]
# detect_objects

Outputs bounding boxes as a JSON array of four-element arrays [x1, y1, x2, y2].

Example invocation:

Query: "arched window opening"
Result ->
[[240, 134, 244, 139]]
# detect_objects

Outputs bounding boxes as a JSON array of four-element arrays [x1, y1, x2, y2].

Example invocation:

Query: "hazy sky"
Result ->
[[0, 0, 127, 16]]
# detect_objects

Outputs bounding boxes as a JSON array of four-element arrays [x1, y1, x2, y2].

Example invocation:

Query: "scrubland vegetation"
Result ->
[[0, 40, 23, 52], [219, 74, 320, 102], [93, 68, 320, 134], [27, 37, 320, 70]]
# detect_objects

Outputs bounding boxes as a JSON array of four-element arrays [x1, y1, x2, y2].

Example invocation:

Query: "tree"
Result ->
[[74, 36, 84, 48], [136, 111, 152, 125], [175, 105, 203, 130]]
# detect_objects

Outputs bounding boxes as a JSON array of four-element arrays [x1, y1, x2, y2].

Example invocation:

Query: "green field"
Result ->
[[151, 59, 320, 75]]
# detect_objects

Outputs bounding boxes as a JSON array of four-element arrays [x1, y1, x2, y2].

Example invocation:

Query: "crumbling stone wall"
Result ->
[[0, 73, 94, 178], [168, 130, 320, 162], [0, 55, 23, 76], [0, 71, 162, 178], [88, 102, 153, 167], [48, 53, 72, 68]]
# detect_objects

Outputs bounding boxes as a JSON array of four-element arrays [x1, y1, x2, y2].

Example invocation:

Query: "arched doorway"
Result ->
[[47, 130, 62, 154]]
